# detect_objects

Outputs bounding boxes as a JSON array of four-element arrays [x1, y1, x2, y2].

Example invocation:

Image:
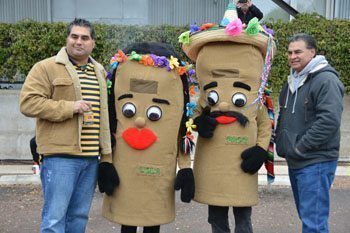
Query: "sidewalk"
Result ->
[[1, 163, 349, 185]]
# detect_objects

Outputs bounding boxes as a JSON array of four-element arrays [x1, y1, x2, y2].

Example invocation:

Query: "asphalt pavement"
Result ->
[[0, 163, 350, 233]]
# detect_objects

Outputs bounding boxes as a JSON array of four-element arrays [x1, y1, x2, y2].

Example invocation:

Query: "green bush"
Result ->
[[0, 14, 349, 93]]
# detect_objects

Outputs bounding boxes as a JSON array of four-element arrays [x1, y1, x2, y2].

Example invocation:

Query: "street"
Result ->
[[1, 177, 350, 233]]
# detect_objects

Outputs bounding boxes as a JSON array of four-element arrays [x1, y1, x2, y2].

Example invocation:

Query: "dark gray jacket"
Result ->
[[276, 65, 344, 169]]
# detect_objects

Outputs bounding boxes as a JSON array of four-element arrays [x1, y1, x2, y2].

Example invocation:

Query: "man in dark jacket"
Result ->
[[236, 0, 263, 24], [276, 33, 344, 233]]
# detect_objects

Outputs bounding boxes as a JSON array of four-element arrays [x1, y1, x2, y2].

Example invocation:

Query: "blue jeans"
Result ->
[[208, 205, 253, 233], [289, 160, 337, 233], [40, 156, 98, 233]]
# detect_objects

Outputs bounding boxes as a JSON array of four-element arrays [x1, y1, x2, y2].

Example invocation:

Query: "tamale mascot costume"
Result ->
[[179, 2, 276, 232], [98, 42, 196, 233]]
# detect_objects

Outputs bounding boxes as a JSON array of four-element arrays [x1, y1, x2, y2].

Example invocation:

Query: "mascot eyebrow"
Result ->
[[233, 82, 251, 91], [117, 94, 170, 105], [152, 98, 170, 105], [203, 81, 218, 90], [118, 94, 133, 101]]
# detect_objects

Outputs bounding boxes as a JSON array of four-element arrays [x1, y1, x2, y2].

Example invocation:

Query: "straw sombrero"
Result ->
[[180, 2, 276, 62]]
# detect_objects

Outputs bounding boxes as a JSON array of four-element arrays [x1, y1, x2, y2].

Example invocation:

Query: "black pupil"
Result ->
[[149, 112, 159, 121], [124, 109, 134, 117], [235, 99, 245, 107], [208, 97, 216, 105]]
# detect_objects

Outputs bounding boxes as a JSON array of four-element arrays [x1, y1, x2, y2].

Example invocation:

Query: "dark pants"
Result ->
[[121, 225, 160, 233], [208, 205, 253, 233]]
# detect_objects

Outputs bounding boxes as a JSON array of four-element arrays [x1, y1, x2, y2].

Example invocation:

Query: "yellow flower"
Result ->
[[168, 56, 179, 70], [185, 118, 196, 133]]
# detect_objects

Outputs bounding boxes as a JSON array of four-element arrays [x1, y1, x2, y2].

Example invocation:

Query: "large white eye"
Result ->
[[207, 90, 219, 106], [232, 92, 247, 107], [147, 106, 162, 121], [122, 103, 136, 118]]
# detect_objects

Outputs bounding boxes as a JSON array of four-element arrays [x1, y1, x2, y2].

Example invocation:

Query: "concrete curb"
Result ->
[[0, 164, 349, 186]]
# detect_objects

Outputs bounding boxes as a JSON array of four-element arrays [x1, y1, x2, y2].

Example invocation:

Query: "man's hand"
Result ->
[[98, 162, 119, 196], [174, 168, 195, 203], [194, 106, 218, 138], [73, 100, 92, 114], [30, 137, 40, 163]]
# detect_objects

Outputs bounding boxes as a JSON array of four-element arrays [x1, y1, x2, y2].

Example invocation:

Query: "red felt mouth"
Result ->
[[122, 128, 157, 150], [215, 116, 237, 124]]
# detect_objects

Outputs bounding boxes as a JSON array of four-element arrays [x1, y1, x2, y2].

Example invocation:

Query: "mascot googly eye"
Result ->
[[207, 90, 219, 106], [147, 106, 162, 121], [232, 92, 247, 107], [122, 103, 136, 118]]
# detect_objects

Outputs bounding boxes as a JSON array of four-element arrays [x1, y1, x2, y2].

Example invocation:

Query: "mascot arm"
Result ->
[[256, 105, 272, 150], [240, 105, 271, 174], [175, 139, 195, 203]]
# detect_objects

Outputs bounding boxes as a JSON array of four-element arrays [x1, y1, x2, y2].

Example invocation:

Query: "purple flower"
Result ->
[[262, 25, 274, 36], [190, 24, 200, 33]]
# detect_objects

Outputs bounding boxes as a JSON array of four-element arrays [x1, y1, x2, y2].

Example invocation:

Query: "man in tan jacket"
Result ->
[[19, 18, 117, 233]]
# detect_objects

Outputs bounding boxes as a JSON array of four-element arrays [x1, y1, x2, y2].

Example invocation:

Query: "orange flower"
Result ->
[[200, 23, 216, 31], [178, 67, 186, 75], [139, 55, 154, 66], [189, 85, 196, 96], [116, 50, 127, 62]]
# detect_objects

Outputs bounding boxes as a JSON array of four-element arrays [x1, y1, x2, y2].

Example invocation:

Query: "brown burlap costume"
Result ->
[[181, 5, 276, 207], [102, 44, 195, 227]]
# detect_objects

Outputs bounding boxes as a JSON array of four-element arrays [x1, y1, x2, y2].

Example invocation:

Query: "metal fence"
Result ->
[[0, 0, 48, 23]]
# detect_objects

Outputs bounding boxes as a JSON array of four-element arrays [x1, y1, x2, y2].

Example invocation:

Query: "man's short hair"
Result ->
[[67, 18, 95, 40], [288, 33, 317, 51], [238, 0, 248, 3]]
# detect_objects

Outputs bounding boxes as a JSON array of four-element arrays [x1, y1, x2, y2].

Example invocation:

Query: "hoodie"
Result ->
[[275, 60, 344, 169]]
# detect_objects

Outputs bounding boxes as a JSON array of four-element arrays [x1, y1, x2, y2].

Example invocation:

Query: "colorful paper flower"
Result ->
[[139, 55, 154, 66], [186, 102, 197, 118], [189, 85, 196, 97], [116, 50, 127, 62], [190, 24, 200, 33], [244, 17, 260, 36], [178, 31, 190, 45], [200, 23, 216, 31], [225, 19, 243, 36], [167, 56, 179, 71], [185, 118, 196, 133], [107, 79, 112, 95], [129, 51, 142, 61], [262, 25, 275, 36], [220, 18, 230, 27], [178, 67, 186, 76]]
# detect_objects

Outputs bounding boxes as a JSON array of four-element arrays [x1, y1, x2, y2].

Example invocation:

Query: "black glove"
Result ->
[[174, 168, 195, 203], [241, 145, 268, 174], [98, 162, 119, 196], [194, 106, 218, 138], [30, 137, 40, 163]]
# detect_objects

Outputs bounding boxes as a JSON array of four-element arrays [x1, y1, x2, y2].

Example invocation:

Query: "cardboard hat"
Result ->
[[181, 2, 276, 62]]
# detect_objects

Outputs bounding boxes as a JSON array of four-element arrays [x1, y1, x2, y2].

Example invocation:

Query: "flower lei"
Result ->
[[109, 50, 196, 78], [178, 17, 274, 45]]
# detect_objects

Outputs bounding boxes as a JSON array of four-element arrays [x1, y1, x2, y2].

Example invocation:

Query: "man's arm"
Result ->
[[19, 62, 75, 122], [249, 4, 264, 21], [296, 74, 344, 153]]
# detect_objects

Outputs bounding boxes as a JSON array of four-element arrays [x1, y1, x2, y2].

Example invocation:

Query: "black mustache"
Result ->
[[210, 111, 249, 127]]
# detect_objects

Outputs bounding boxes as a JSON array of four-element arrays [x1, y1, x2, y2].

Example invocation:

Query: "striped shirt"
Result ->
[[71, 62, 101, 156]]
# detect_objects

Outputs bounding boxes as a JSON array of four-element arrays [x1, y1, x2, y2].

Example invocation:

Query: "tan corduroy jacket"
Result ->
[[19, 47, 112, 162]]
